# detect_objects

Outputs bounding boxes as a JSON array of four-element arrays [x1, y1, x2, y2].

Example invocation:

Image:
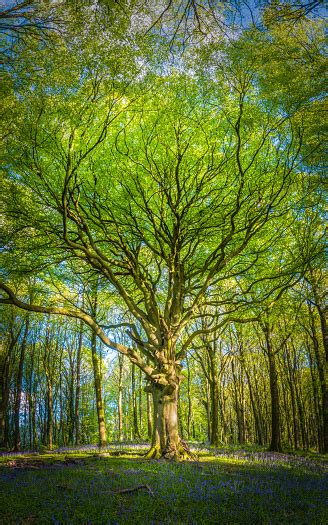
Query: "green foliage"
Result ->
[[0, 0, 326, 461]]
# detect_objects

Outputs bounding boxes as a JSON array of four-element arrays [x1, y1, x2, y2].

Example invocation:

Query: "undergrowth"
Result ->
[[0, 445, 327, 524]]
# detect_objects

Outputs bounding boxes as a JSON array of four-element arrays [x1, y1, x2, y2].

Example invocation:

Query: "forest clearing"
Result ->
[[0, 444, 327, 524]]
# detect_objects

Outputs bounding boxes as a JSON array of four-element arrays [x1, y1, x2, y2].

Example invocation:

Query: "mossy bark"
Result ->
[[145, 379, 195, 460], [91, 331, 107, 447]]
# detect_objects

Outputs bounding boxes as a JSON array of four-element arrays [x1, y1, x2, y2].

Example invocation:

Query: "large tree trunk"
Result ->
[[145, 372, 193, 460], [145, 384, 184, 459]]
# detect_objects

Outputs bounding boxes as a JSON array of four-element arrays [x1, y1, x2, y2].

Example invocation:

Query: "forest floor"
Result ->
[[0, 444, 327, 524]]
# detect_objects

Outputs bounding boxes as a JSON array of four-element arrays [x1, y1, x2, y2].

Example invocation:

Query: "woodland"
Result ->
[[0, 1, 327, 523]]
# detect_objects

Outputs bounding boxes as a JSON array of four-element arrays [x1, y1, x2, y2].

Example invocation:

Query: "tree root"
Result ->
[[144, 441, 197, 461], [144, 445, 161, 459], [143, 440, 198, 461], [161, 441, 198, 461]]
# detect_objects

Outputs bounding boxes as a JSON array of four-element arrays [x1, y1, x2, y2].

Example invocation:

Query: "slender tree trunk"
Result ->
[[139, 367, 142, 435], [308, 342, 323, 451], [43, 327, 55, 451], [147, 391, 152, 440], [245, 367, 264, 445], [267, 343, 281, 452], [45, 371, 54, 450], [0, 351, 10, 449], [58, 346, 66, 446], [309, 307, 328, 453], [13, 318, 29, 451], [91, 330, 107, 447], [209, 351, 220, 447], [316, 307, 328, 453], [132, 363, 140, 439], [0, 323, 20, 448], [220, 382, 228, 444], [240, 367, 246, 443], [260, 322, 282, 452], [75, 319, 83, 445], [231, 359, 244, 445], [252, 362, 267, 444], [89, 278, 107, 447], [148, 384, 161, 451], [205, 377, 211, 442], [118, 354, 124, 441], [186, 356, 193, 440], [27, 342, 37, 449], [294, 378, 308, 450], [68, 352, 75, 445], [285, 348, 299, 449]]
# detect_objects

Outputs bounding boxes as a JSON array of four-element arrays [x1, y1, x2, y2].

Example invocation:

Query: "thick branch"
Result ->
[[0, 282, 157, 380]]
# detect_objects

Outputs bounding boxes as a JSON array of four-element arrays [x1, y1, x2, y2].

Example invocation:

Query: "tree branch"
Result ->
[[0, 281, 158, 381]]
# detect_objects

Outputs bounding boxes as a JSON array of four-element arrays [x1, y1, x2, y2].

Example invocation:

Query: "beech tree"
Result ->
[[0, 2, 325, 458]]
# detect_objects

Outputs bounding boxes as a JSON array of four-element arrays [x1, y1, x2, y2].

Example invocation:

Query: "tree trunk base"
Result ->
[[144, 441, 197, 461], [268, 444, 282, 453]]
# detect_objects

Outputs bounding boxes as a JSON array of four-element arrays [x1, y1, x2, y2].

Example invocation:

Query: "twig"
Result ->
[[116, 484, 154, 497]]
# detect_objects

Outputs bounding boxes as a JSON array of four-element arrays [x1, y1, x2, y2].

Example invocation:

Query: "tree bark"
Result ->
[[13, 317, 29, 451], [132, 363, 140, 439], [75, 318, 83, 445], [284, 346, 299, 449], [0, 321, 21, 449], [209, 351, 220, 447], [45, 369, 54, 450], [231, 358, 245, 445], [118, 353, 124, 441], [309, 307, 328, 453], [151, 385, 181, 457], [186, 356, 193, 440], [266, 334, 281, 452], [139, 367, 143, 435], [144, 361, 192, 460], [91, 330, 107, 447], [147, 390, 152, 440], [316, 306, 328, 453], [245, 366, 264, 446]]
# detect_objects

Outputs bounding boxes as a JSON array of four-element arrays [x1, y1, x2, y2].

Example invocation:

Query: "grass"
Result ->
[[0, 445, 327, 524]]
